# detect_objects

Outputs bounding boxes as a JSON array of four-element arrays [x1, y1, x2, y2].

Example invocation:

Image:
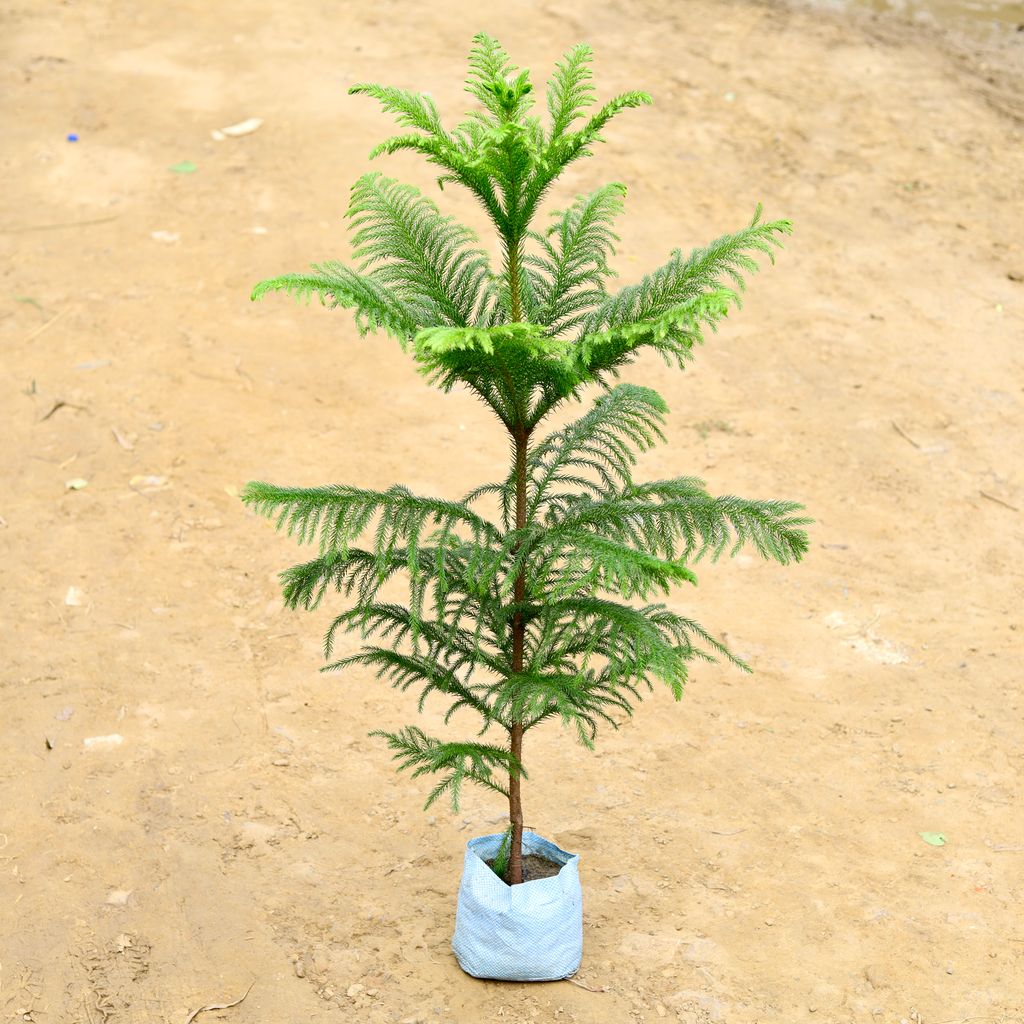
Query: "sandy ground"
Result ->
[[2, 1, 1023, 1021]]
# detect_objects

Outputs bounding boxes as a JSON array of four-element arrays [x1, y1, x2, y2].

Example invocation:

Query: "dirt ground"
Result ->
[[2, 0, 1023, 1021]]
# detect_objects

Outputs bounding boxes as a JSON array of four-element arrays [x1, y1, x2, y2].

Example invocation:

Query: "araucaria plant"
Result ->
[[243, 35, 809, 887]]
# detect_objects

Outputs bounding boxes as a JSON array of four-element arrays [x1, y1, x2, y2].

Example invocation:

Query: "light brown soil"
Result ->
[[2, 2, 1023, 1022]]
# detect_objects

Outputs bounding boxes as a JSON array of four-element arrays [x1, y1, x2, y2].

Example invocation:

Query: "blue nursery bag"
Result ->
[[451, 831, 583, 981]]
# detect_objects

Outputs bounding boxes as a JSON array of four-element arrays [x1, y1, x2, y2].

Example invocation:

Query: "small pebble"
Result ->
[[220, 116, 263, 137], [346, 984, 364, 998], [84, 734, 124, 750], [294, 960, 305, 978], [865, 964, 893, 990], [129, 474, 168, 491]]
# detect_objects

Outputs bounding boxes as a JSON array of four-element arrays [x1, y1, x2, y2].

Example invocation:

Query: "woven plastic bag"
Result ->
[[451, 830, 582, 981]]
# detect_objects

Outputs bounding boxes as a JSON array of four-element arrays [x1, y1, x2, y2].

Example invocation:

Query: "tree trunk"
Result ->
[[506, 426, 529, 885], [507, 721, 525, 885]]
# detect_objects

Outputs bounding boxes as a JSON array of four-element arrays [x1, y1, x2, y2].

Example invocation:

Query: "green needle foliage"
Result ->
[[242, 35, 810, 886]]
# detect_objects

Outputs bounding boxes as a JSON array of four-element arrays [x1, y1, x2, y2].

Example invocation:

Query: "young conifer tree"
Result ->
[[242, 35, 810, 886]]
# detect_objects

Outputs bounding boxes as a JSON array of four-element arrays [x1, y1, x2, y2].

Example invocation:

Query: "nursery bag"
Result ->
[[451, 830, 582, 981]]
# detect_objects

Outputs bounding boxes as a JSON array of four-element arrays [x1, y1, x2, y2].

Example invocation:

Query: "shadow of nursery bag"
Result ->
[[451, 831, 583, 981]]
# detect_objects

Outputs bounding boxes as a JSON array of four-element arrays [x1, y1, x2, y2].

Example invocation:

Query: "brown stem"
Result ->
[[507, 721, 524, 885], [505, 426, 529, 885]]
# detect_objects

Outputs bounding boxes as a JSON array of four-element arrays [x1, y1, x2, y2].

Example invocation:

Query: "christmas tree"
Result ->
[[242, 34, 810, 885]]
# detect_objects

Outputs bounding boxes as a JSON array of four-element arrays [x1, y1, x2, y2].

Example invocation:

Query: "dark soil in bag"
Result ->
[[485, 854, 563, 883]]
